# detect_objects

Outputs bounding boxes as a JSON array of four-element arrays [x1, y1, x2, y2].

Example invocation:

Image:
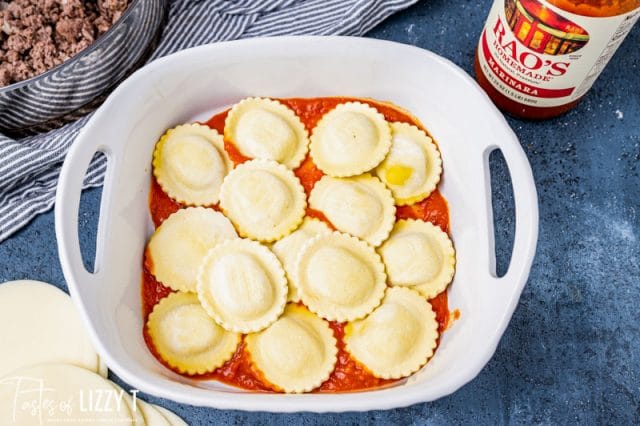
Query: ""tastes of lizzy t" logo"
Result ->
[[0, 375, 139, 425]]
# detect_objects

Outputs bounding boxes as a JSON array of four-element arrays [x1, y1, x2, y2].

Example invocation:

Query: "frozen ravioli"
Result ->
[[245, 304, 337, 393], [375, 122, 442, 205], [310, 102, 391, 177], [271, 217, 332, 302], [225, 97, 309, 168], [153, 123, 232, 206], [345, 287, 438, 379], [296, 232, 387, 322], [146, 208, 238, 292], [146, 292, 240, 374], [219, 159, 306, 242], [378, 219, 455, 298], [197, 238, 287, 333], [309, 174, 395, 247]]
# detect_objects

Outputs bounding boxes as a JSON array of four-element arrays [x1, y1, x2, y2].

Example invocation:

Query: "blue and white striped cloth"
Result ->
[[0, 0, 417, 242]]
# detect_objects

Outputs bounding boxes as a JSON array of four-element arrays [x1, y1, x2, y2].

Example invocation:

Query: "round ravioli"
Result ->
[[309, 174, 395, 247], [271, 218, 332, 302], [375, 122, 442, 205], [219, 159, 306, 242], [345, 286, 438, 379], [225, 97, 309, 168], [245, 304, 337, 393], [146, 208, 238, 292], [296, 232, 387, 322], [153, 123, 232, 206], [146, 292, 240, 375], [310, 102, 391, 177], [197, 238, 287, 333], [378, 219, 455, 299]]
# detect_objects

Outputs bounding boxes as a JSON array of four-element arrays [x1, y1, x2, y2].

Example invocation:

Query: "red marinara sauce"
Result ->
[[474, 0, 640, 119], [142, 97, 454, 392]]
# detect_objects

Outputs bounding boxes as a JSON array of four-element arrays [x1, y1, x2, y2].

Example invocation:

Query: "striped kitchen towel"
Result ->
[[0, 0, 417, 243]]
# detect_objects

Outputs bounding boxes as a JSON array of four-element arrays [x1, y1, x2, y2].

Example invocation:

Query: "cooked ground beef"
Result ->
[[0, 0, 130, 87]]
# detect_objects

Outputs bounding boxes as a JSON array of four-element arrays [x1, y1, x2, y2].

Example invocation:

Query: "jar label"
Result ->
[[477, 0, 640, 107]]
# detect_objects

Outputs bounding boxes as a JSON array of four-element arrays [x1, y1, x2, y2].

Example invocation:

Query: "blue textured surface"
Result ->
[[1, 0, 639, 424]]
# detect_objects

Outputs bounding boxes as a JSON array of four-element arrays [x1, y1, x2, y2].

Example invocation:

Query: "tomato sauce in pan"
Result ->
[[142, 97, 454, 392]]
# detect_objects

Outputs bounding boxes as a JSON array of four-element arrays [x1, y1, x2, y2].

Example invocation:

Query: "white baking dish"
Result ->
[[55, 36, 538, 412]]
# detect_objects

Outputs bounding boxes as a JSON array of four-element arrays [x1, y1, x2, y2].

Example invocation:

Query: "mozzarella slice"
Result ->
[[345, 287, 438, 379], [309, 174, 395, 247], [107, 381, 145, 425], [245, 304, 337, 393], [375, 122, 442, 205], [137, 400, 171, 426], [154, 405, 188, 426], [146, 292, 240, 375], [98, 356, 108, 378], [146, 207, 238, 292], [0, 280, 100, 378], [153, 123, 232, 206], [197, 238, 287, 333], [219, 159, 306, 242], [378, 219, 455, 298], [310, 102, 391, 177], [296, 232, 387, 322], [0, 363, 134, 424], [225, 97, 309, 168], [271, 217, 332, 302]]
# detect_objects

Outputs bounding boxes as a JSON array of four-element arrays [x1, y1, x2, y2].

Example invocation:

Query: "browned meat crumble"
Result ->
[[0, 0, 130, 87]]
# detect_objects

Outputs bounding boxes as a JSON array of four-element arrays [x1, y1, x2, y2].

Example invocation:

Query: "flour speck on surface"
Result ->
[[405, 23, 418, 44]]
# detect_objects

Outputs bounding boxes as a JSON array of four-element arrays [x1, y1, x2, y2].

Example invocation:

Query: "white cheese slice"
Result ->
[[137, 399, 170, 426], [0, 363, 134, 425], [0, 280, 100, 378], [107, 380, 145, 425], [154, 405, 188, 426], [98, 355, 108, 378]]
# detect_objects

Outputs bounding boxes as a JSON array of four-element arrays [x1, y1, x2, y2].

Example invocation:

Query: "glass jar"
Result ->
[[474, 0, 640, 119]]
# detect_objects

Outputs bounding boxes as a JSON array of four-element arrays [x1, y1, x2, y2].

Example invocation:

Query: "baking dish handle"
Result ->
[[481, 138, 538, 316], [55, 136, 111, 286]]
